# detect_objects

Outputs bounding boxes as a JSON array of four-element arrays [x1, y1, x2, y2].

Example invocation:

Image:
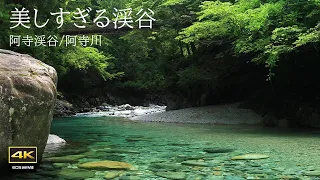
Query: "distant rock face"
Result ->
[[0, 49, 57, 169]]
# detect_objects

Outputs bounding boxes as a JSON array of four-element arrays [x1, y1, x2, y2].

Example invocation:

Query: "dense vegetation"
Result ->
[[1, 0, 320, 119]]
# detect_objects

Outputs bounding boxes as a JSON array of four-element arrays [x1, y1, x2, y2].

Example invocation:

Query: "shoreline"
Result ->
[[72, 102, 263, 125], [75, 104, 166, 118], [129, 103, 263, 125]]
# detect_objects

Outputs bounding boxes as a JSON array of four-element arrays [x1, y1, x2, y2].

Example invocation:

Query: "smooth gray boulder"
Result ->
[[0, 49, 57, 169]]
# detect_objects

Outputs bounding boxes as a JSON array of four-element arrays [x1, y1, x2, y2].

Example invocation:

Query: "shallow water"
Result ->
[[12, 116, 320, 179]]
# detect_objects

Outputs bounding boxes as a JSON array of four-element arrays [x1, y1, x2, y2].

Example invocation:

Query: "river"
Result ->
[[11, 116, 320, 179]]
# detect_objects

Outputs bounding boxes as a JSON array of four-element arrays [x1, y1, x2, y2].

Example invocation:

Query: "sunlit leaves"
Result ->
[[162, 0, 185, 6], [294, 26, 320, 47], [62, 47, 116, 80], [176, 0, 320, 78], [177, 21, 229, 43]]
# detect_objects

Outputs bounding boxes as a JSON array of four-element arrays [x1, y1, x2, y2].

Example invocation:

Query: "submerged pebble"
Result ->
[[182, 160, 209, 167], [45, 154, 86, 163], [26, 116, 320, 180], [231, 154, 270, 160], [58, 168, 96, 179], [104, 171, 124, 179], [78, 160, 134, 170], [155, 171, 186, 180], [203, 148, 234, 154]]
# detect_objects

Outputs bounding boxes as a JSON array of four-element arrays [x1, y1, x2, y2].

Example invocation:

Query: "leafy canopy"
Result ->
[[177, 0, 320, 77]]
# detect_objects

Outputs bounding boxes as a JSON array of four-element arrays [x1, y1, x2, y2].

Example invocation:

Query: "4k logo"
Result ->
[[8, 147, 37, 163]]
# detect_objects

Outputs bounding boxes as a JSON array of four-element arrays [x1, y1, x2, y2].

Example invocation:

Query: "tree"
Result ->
[[178, 0, 320, 78]]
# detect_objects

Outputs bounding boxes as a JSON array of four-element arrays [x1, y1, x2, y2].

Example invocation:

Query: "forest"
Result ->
[[1, 0, 320, 179], [0, 0, 320, 126]]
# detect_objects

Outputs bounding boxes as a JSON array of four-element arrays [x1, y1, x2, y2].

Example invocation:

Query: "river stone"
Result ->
[[58, 168, 95, 180], [203, 148, 234, 153], [45, 155, 86, 163], [224, 176, 245, 180], [206, 175, 224, 180], [231, 154, 269, 160], [78, 160, 134, 170], [46, 134, 66, 144], [303, 170, 320, 176], [119, 176, 141, 180], [0, 49, 57, 170], [52, 163, 69, 168], [105, 154, 126, 161], [151, 162, 184, 171], [44, 143, 66, 154], [104, 171, 124, 179], [38, 162, 55, 170], [82, 151, 107, 158], [156, 172, 186, 180], [181, 160, 209, 167]]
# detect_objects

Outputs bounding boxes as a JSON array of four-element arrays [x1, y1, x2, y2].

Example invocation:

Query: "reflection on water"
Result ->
[[11, 116, 320, 179]]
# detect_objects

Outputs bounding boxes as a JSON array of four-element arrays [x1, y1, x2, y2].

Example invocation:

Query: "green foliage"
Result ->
[[294, 26, 320, 47], [1, 0, 319, 95], [0, 0, 121, 82], [61, 47, 116, 80], [178, 0, 320, 77], [162, 0, 185, 6]]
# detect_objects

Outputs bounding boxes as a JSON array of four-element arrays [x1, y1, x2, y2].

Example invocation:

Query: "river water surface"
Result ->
[[13, 116, 320, 179]]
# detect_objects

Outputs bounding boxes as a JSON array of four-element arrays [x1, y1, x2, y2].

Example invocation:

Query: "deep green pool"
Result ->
[[12, 116, 320, 179]]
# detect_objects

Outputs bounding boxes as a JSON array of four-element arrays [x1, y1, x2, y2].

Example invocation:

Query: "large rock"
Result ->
[[0, 49, 57, 169]]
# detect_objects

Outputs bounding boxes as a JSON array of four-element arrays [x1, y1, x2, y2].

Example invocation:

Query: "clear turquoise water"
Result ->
[[11, 116, 320, 179]]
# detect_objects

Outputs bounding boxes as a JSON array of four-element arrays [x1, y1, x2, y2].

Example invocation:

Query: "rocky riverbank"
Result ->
[[76, 104, 167, 118], [63, 102, 263, 125], [130, 103, 263, 125], [53, 93, 166, 118], [53, 91, 320, 128], [54, 99, 76, 117], [55, 100, 264, 125], [57, 95, 320, 129]]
